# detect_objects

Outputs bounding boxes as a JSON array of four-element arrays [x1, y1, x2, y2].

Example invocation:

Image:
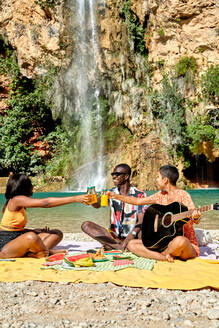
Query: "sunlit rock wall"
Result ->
[[97, 0, 219, 188], [0, 0, 66, 78], [139, 0, 219, 84], [0, 0, 218, 188]]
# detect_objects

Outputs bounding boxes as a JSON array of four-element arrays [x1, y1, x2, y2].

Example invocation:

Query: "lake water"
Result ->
[[0, 190, 218, 232]]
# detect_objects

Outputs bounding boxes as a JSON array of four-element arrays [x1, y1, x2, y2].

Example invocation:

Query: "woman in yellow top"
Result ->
[[0, 174, 89, 259]]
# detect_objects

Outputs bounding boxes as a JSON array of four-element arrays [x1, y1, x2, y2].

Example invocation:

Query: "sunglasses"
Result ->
[[111, 172, 127, 177]]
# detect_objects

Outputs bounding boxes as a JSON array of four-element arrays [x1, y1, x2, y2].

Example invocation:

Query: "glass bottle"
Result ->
[[101, 189, 108, 207], [91, 186, 98, 204], [87, 187, 93, 205]]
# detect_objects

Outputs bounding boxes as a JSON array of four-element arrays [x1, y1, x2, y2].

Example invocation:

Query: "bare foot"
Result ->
[[165, 253, 174, 262], [103, 243, 124, 251], [95, 235, 121, 245], [49, 249, 68, 255]]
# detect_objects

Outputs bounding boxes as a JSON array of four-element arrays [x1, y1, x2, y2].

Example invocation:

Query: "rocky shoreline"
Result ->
[[0, 232, 218, 328], [0, 281, 218, 328]]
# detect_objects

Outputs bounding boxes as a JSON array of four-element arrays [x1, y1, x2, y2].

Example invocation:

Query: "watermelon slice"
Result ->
[[113, 255, 132, 260], [64, 254, 90, 266], [113, 259, 134, 266], [43, 260, 63, 266], [46, 253, 66, 262]]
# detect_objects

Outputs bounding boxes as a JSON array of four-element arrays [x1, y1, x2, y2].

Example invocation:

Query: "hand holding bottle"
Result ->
[[86, 186, 98, 205], [101, 189, 108, 207]]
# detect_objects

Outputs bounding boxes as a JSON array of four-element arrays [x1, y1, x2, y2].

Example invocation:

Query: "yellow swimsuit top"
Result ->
[[0, 206, 27, 231]]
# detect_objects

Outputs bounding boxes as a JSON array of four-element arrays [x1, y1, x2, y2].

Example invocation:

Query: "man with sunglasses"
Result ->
[[81, 163, 146, 250]]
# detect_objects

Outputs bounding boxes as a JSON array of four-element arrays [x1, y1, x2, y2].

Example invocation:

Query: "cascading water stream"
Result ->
[[57, 0, 106, 191], [87, 0, 105, 190]]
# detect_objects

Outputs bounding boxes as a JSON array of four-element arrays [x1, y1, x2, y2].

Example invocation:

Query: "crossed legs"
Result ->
[[0, 229, 65, 259], [127, 236, 197, 262], [81, 221, 123, 250], [36, 229, 64, 254]]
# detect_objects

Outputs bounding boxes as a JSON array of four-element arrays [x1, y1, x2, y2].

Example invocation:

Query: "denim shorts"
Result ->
[[0, 230, 26, 251]]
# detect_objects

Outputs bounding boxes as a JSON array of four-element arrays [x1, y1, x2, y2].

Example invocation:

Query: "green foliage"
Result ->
[[186, 116, 217, 154], [139, 54, 154, 82], [104, 120, 133, 150], [0, 40, 67, 176], [0, 103, 39, 173], [148, 63, 218, 162], [44, 126, 73, 177], [158, 28, 165, 37], [99, 101, 119, 149], [0, 41, 20, 80], [149, 75, 186, 152], [198, 46, 204, 53], [215, 130, 219, 148], [34, 0, 60, 10], [175, 56, 197, 78], [100, 99, 132, 150], [122, 0, 147, 55], [174, 56, 198, 87], [156, 58, 165, 69], [0, 78, 54, 174], [201, 64, 219, 104]]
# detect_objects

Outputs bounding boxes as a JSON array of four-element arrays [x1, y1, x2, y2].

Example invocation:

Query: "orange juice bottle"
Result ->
[[87, 187, 93, 205], [91, 186, 98, 204], [101, 189, 108, 207]]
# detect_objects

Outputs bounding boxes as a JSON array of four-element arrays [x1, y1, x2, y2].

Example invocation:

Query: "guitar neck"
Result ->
[[172, 204, 213, 222]]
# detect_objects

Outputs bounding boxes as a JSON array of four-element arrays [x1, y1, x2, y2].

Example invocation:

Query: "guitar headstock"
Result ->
[[213, 203, 219, 210]]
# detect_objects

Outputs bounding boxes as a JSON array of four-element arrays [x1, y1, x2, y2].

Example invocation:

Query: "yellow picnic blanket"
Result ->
[[0, 257, 218, 290]]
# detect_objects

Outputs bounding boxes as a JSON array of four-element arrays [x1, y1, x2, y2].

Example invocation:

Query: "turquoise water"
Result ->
[[0, 190, 218, 232]]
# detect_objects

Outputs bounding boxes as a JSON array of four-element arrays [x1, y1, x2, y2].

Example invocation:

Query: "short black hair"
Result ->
[[116, 163, 131, 176], [159, 165, 179, 186]]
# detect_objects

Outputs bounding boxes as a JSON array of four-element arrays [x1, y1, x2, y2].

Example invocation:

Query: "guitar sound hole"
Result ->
[[162, 213, 172, 227]]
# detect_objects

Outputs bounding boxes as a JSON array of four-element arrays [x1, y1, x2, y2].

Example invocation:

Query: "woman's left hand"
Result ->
[[42, 226, 50, 232], [78, 194, 91, 204], [33, 226, 50, 233], [31, 226, 50, 234]]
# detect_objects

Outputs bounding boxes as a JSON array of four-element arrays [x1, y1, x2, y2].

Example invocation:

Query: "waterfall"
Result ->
[[56, 0, 106, 191]]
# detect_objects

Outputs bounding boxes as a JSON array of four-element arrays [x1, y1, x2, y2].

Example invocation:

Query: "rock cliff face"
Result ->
[[0, 0, 218, 188], [97, 0, 219, 187], [136, 0, 219, 67], [99, 0, 219, 120], [0, 0, 66, 77], [134, 0, 219, 86]]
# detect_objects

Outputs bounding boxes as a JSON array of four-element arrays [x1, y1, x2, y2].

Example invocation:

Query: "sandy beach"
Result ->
[[0, 232, 218, 328]]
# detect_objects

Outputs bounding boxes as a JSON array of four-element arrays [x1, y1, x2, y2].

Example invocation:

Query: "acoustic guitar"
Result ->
[[141, 202, 219, 251]]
